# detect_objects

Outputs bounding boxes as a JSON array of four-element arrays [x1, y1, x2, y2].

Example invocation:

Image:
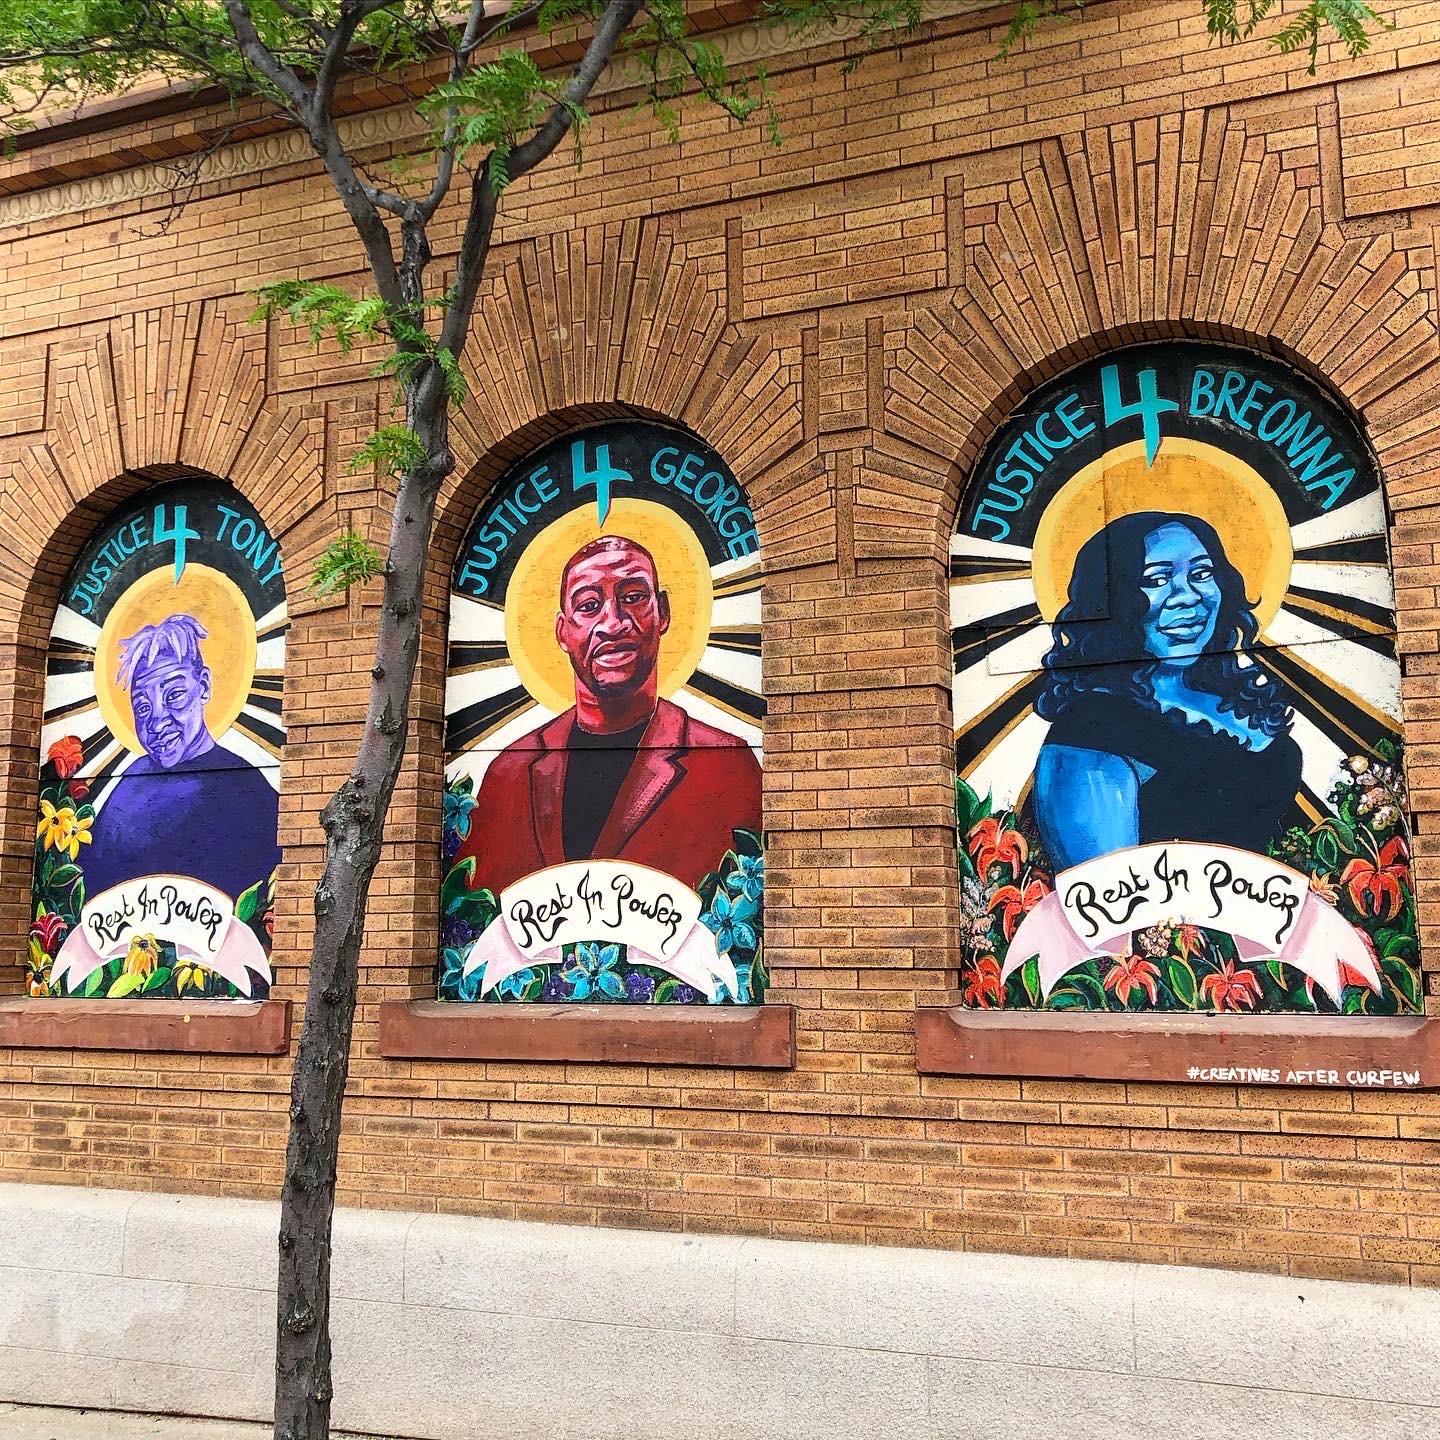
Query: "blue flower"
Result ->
[[625, 972, 656, 1003], [726, 854, 764, 904], [670, 983, 702, 1005], [701, 892, 758, 957], [559, 942, 625, 1001], [442, 829, 463, 861], [443, 788, 477, 840], [496, 967, 537, 1001], [441, 915, 476, 951], [437, 945, 483, 1003], [541, 971, 570, 1003]]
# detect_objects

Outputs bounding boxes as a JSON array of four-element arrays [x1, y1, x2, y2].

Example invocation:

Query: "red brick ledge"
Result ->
[[916, 1007, 1440, 1089], [0, 997, 291, 1055], [379, 1000, 796, 1067]]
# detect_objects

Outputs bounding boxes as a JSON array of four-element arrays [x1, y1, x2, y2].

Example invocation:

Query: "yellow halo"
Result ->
[[504, 498, 714, 714], [94, 564, 258, 756], [1030, 438, 1293, 628]]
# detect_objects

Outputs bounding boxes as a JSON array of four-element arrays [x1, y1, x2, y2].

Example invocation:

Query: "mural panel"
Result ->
[[952, 344, 1418, 1015], [29, 479, 286, 1000], [442, 422, 765, 1004]]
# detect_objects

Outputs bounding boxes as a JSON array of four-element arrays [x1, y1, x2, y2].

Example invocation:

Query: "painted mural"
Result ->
[[29, 479, 286, 1001], [442, 422, 765, 1005], [952, 344, 1419, 1016]]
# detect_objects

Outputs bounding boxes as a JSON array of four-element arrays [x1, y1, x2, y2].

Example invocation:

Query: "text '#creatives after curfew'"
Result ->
[[442, 421, 765, 1006], [30, 478, 286, 1002], [952, 342, 1418, 1017]]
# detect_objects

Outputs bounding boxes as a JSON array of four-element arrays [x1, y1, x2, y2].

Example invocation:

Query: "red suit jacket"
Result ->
[[456, 698, 762, 894]]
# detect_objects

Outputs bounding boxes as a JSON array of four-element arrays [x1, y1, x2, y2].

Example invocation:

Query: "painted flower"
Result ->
[[988, 878, 1049, 943], [443, 788, 477, 840], [25, 939, 49, 998], [1340, 835, 1409, 922], [1104, 953, 1161, 1006], [967, 817, 1027, 881], [442, 829, 463, 862], [1174, 923, 1205, 962], [30, 910, 68, 955], [541, 971, 571, 1003], [123, 934, 160, 978], [702, 892, 758, 956], [671, 983, 702, 1005], [1307, 872, 1338, 905], [561, 943, 625, 1001], [441, 915, 477, 951], [1199, 958, 1263, 1013], [46, 736, 84, 779], [726, 855, 765, 904], [625, 972, 657, 1003], [36, 801, 92, 861], [962, 954, 1004, 1009], [496, 967, 537, 1001], [1137, 923, 1172, 960], [67, 778, 90, 804], [173, 957, 210, 996], [263, 908, 275, 939], [438, 945, 483, 1003]]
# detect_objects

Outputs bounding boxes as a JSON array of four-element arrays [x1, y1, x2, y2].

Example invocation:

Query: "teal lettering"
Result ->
[[572, 439, 631, 524], [1216, 369, 1247, 424], [1189, 368, 1218, 417], [650, 447, 680, 484], [153, 503, 200, 583], [1102, 364, 1177, 466], [674, 451, 702, 496], [1056, 392, 1095, 441], [457, 560, 491, 595], [1232, 379, 1272, 432], [214, 504, 240, 544], [1256, 398, 1296, 441]]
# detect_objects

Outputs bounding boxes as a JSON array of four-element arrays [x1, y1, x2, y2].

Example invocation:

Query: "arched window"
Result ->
[[30, 478, 286, 1002], [441, 420, 765, 1006], [951, 343, 1417, 1017]]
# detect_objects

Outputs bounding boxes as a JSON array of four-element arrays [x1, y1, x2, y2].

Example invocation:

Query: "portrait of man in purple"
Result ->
[[80, 613, 281, 902]]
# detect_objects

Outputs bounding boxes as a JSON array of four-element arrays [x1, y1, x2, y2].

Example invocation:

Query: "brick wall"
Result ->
[[4, 0, 1440, 1283]]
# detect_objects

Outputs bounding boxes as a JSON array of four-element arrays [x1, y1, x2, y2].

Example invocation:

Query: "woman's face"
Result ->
[[1138, 522, 1221, 662]]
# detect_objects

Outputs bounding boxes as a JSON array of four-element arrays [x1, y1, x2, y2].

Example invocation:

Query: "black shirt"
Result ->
[[562, 718, 651, 862], [1042, 690, 1302, 855]]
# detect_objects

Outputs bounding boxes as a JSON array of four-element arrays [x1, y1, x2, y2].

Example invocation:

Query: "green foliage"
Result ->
[[348, 425, 428, 479], [310, 529, 385, 598]]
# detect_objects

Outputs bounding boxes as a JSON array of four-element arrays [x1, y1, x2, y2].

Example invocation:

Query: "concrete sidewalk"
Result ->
[[0, 1407, 396, 1439]]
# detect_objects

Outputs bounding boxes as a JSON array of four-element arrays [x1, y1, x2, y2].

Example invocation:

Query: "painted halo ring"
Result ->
[[93, 564, 258, 756], [1029, 437, 1294, 629], [502, 497, 715, 715]]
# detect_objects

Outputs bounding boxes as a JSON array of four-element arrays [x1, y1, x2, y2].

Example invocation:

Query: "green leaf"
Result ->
[[107, 971, 145, 998], [310, 530, 385, 598], [348, 425, 427, 479], [235, 881, 261, 924], [142, 966, 172, 994], [1167, 956, 1199, 1009], [82, 966, 106, 998], [1381, 954, 1422, 1013], [1020, 953, 1040, 1007]]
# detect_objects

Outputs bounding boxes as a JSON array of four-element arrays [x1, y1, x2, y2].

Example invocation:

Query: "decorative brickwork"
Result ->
[[2, 1, 1440, 1283]]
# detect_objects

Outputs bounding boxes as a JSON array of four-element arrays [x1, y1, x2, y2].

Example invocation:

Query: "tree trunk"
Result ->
[[273, 372, 451, 1440]]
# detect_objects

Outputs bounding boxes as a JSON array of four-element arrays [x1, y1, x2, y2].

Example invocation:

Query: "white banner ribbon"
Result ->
[[49, 876, 272, 997], [461, 860, 738, 1001], [999, 843, 1381, 1004]]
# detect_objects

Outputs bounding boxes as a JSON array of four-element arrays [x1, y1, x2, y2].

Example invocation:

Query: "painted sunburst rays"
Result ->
[[951, 493, 1403, 821], [41, 601, 288, 803], [444, 555, 764, 784]]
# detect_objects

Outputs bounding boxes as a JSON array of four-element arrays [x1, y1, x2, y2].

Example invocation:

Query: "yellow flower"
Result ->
[[25, 937, 50, 998], [124, 934, 160, 978], [174, 958, 209, 995], [35, 801, 91, 861]]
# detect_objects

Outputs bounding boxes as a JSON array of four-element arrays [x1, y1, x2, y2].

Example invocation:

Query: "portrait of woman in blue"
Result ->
[[1032, 511, 1303, 871]]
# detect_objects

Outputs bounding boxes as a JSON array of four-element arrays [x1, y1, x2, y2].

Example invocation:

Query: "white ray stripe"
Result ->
[[1290, 710, 1349, 810], [448, 594, 507, 645], [255, 636, 286, 670], [711, 591, 759, 629], [1290, 495, 1387, 550], [445, 663, 525, 716], [40, 707, 107, 758], [984, 624, 1052, 678], [445, 702, 553, 786], [50, 607, 102, 648], [44, 671, 99, 713], [216, 727, 283, 791], [1261, 610, 1402, 720], [954, 624, 1047, 716], [711, 555, 761, 585], [86, 746, 139, 812], [951, 577, 1039, 630], [674, 689, 763, 758], [238, 701, 286, 738], [950, 534, 1035, 563], [1288, 561, 1396, 612], [255, 602, 288, 632], [961, 712, 1050, 815], [696, 644, 761, 694]]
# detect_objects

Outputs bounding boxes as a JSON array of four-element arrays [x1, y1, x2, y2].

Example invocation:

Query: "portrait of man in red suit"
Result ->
[[455, 534, 762, 894]]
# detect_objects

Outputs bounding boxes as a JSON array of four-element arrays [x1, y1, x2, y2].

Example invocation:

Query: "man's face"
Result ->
[[555, 545, 670, 700], [128, 656, 213, 768]]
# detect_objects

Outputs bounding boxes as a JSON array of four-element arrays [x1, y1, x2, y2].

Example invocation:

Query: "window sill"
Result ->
[[379, 1000, 796, 1068], [916, 1007, 1440, 1088], [0, 998, 291, 1055]]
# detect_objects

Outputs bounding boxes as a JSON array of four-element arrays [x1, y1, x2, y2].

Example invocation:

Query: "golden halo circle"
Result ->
[[94, 564, 258, 756], [504, 499, 714, 714], [1030, 437, 1293, 629]]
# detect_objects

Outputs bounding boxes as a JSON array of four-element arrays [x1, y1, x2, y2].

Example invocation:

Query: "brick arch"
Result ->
[[878, 105, 1438, 553]]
